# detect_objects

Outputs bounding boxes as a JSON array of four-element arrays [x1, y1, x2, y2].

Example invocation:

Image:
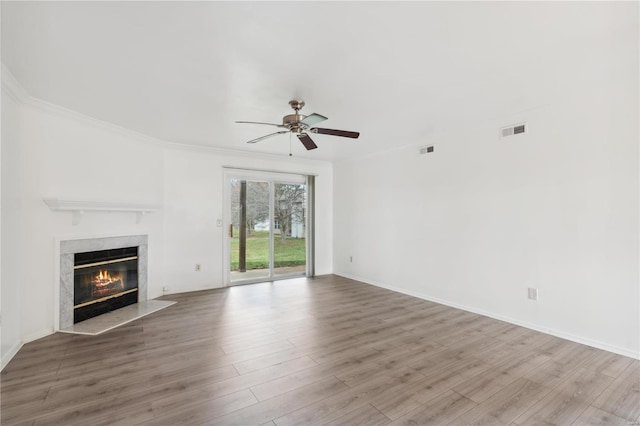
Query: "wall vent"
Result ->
[[500, 123, 527, 138], [419, 145, 434, 155]]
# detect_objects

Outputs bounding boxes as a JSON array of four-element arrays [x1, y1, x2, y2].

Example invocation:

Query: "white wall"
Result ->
[[1, 85, 23, 366], [9, 102, 166, 345], [333, 76, 639, 358], [0, 84, 333, 366], [162, 147, 332, 294]]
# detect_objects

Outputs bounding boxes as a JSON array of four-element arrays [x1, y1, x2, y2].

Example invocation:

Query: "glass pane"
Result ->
[[273, 182, 306, 276], [230, 179, 270, 282]]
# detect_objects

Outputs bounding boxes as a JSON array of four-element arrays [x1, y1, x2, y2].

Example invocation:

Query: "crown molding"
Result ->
[[1, 63, 332, 167], [1, 63, 30, 104], [28, 95, 171, 149]]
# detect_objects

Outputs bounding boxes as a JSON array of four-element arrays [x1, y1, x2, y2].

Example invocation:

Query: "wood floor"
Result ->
[[2, 275, 639, 425]]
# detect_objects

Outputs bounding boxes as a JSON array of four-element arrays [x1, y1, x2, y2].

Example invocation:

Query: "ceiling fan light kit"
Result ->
[[236, 100, 360, 151]]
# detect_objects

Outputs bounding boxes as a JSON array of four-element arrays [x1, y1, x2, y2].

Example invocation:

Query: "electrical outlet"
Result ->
[[528, 288, 538, 301], [195, 264, 201, 272]]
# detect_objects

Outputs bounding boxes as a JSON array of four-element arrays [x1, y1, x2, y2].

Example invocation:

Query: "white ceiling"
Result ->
[[2, 1, 636, 161]]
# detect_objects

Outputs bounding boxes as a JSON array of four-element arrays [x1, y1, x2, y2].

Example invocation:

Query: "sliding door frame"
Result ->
[[222, 168, 314, 286]]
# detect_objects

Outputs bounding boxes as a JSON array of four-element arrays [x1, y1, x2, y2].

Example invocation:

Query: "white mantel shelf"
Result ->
[[43, 198, 160, 225]]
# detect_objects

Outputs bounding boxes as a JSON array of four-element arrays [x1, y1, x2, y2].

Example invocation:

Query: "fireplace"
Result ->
[[73, 247, 139, 323], [59, 235, 148, 330]]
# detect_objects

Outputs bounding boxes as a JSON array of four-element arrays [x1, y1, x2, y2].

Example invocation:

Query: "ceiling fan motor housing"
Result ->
[[283, 114, 307, 129], [283, 100, 307, 130]]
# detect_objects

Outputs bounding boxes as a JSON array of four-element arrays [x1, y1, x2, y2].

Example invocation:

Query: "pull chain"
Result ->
[[289, 132, 293, 157]]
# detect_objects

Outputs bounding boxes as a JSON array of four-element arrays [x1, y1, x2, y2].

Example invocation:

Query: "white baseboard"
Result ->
[[1, 341, 23, 371], [23, 328, 55, 344], [336, 272, 640, 360], [1, 328, 55, 371], [161, 282, 225, 297]]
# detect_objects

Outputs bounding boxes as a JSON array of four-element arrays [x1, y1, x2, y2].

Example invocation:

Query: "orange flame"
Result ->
[[92, 269, 124, 289]]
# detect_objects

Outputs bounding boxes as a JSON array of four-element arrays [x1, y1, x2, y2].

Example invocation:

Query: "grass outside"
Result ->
[[230, 230, 305, 271]]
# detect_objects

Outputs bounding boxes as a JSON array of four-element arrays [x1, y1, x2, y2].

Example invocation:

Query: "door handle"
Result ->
[[229, 224, 233, 238]]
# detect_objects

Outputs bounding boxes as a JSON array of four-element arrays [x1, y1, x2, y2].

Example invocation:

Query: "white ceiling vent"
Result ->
[[500, 123, 527, 138]]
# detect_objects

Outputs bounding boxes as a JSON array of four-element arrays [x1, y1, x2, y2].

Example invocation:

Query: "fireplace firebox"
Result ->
[[73, 246, 139, 323]]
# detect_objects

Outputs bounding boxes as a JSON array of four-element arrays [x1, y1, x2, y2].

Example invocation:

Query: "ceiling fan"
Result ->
[[236, 100, 360, 150]]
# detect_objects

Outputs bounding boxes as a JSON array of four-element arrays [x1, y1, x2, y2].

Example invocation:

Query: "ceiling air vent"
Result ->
[[500, 123, 527, 138], [419, 145, 434, 155]]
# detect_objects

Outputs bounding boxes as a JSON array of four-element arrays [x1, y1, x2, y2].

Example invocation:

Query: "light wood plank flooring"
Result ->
[[2, 275, 638, 425]]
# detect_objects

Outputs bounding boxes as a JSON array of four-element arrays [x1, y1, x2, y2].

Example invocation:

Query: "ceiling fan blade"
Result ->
[[236, 120, 286, 128], [310, 128, 360, 139], [297, 133, 318, 150], [300, 113, 328, 127], [246, 131, 289, 144]]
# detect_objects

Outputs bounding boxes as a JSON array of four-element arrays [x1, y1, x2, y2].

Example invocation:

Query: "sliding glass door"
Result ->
[[273, 182, 307, 276], [225, 171, 308, 285], [229, 178, 271, 281]]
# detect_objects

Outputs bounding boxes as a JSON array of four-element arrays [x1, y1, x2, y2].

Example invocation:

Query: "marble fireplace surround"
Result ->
[[59, 234, 148, 330]]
